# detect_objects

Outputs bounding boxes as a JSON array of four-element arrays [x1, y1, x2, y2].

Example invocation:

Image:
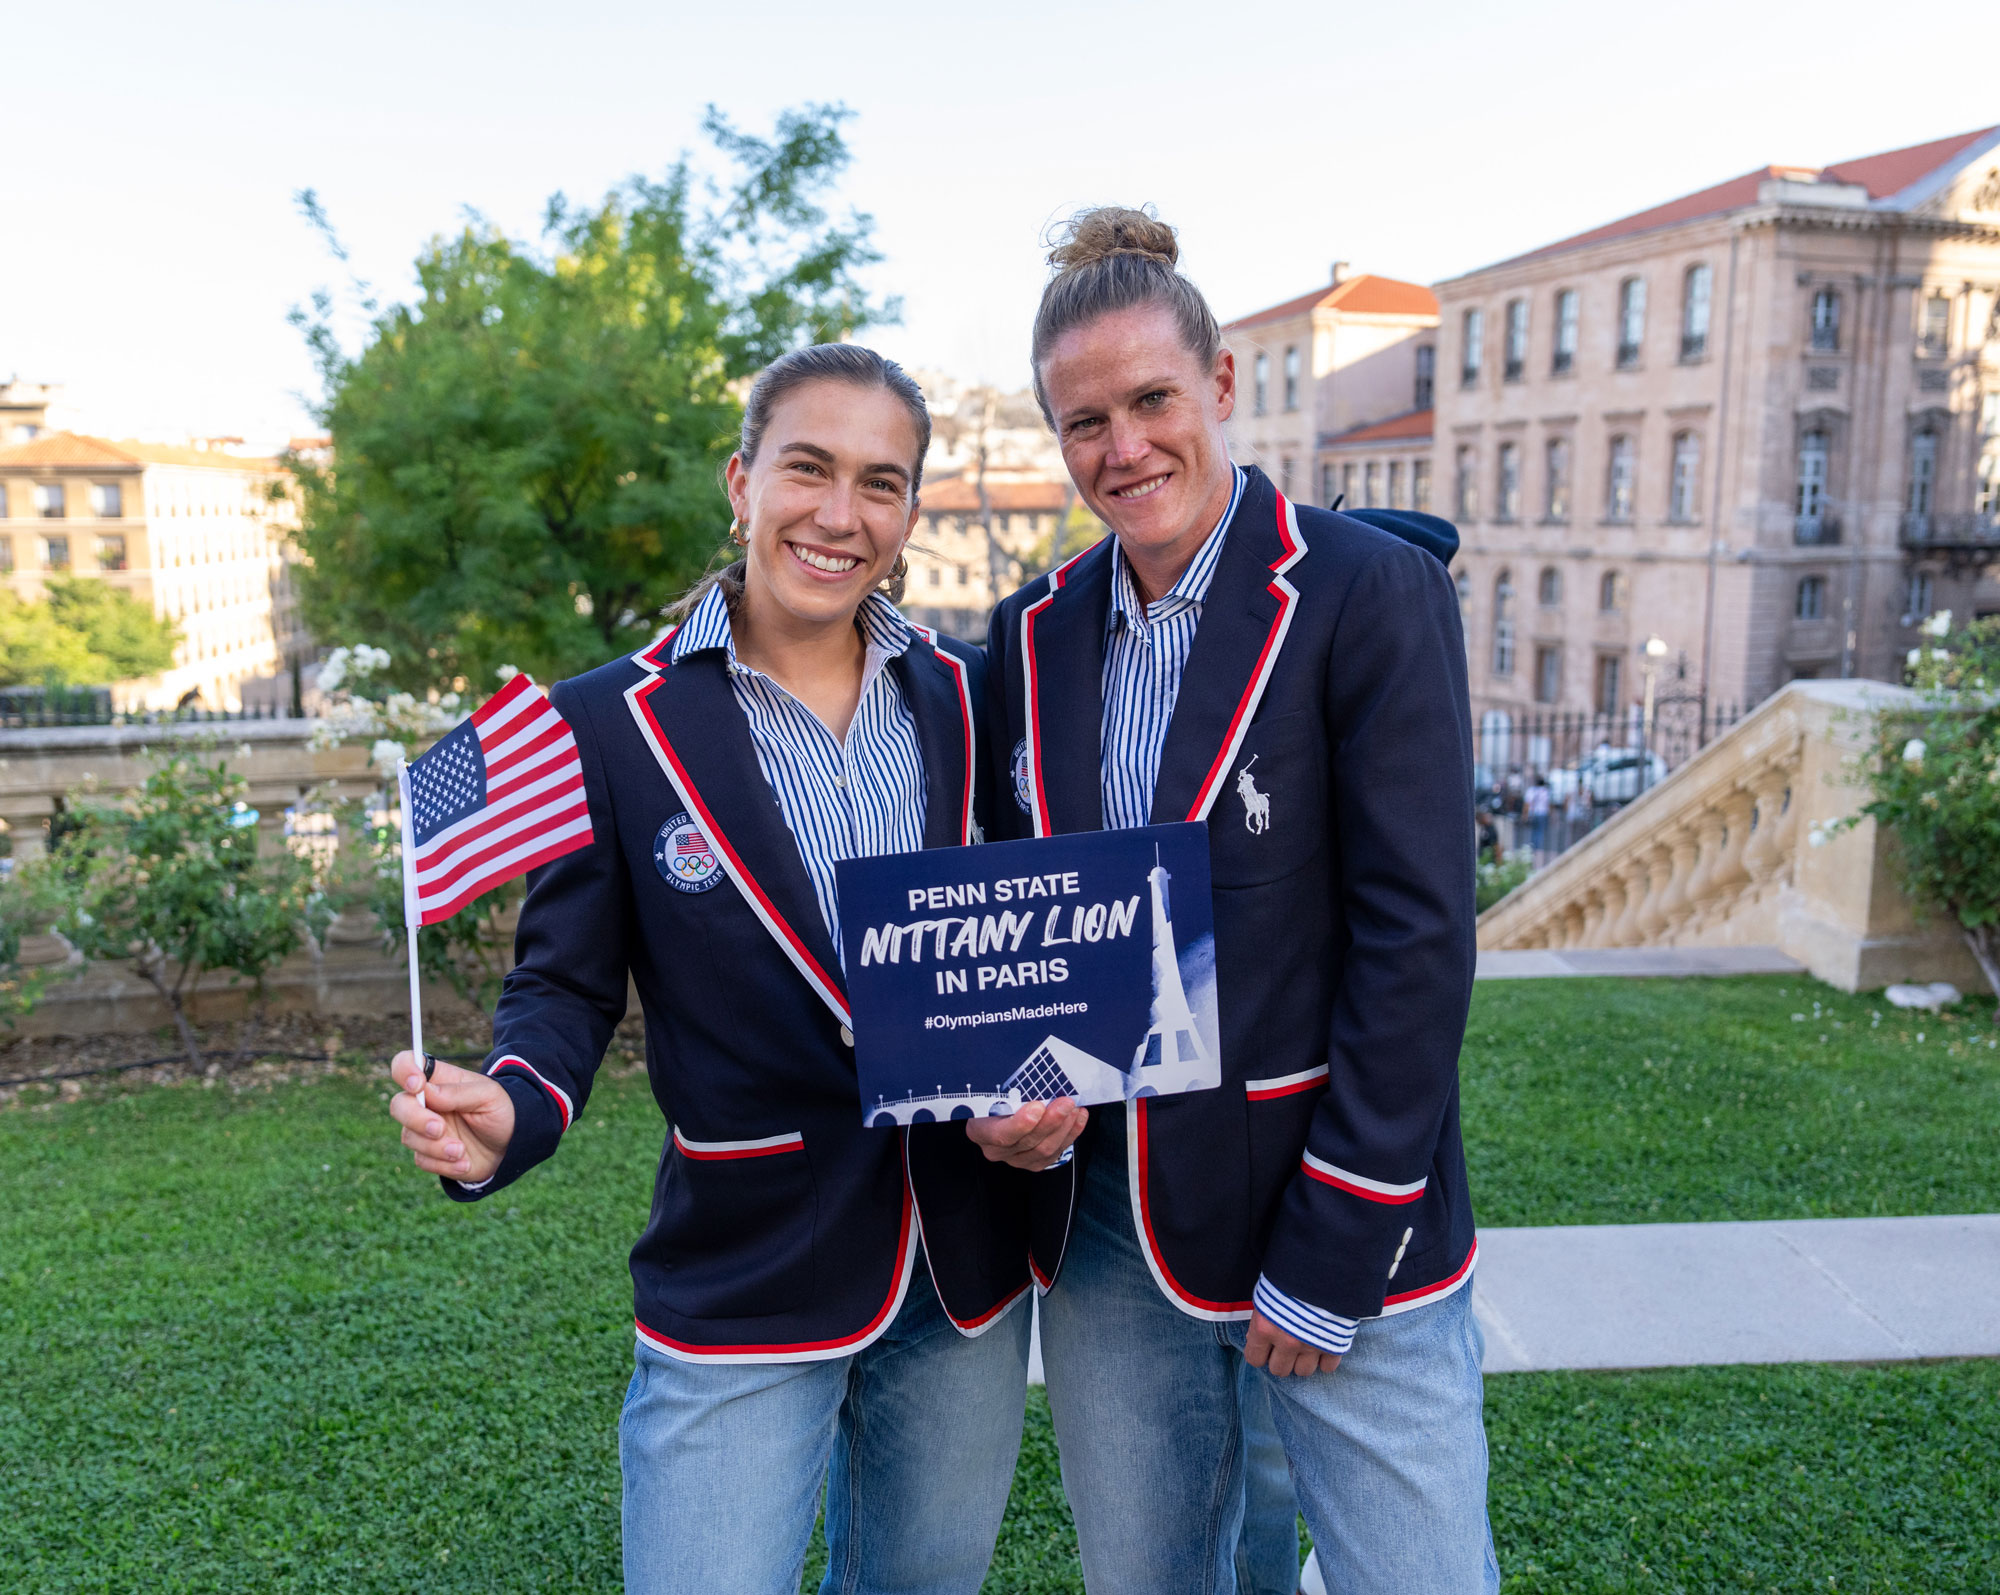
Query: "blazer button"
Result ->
[[839, 1025, 854, 1047]]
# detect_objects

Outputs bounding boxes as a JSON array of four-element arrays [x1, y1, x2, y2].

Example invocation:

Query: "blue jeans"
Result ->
[[1039, 1132, 1498, 1595], [619, 1261, 1030, 1595], [1235, 1365, 1303, 1595]]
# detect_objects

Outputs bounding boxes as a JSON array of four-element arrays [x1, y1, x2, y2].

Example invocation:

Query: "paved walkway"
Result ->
[[1476, 945, 1805, 980], [1025, 1214, 2000, 1380]]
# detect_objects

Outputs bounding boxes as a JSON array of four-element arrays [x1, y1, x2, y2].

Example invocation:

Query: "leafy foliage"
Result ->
[[0, 862, 69, 1027], [290, 104, 892, 697], [1846, 614, 2000, 995], [0, 578, 180, 688], [1476, 848, 1534, 913], [51, 750, 329, 1063]]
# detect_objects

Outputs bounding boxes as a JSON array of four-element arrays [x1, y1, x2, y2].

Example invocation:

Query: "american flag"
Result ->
[[399, 674, 593, 926]]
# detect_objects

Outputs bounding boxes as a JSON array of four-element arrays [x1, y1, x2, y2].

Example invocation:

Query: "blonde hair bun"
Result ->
[[1048, 206, 1179, 274]]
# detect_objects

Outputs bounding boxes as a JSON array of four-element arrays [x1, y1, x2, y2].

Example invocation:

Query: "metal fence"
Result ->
[[1472, 692, 1746, 865], [0, 690, 297, 731]]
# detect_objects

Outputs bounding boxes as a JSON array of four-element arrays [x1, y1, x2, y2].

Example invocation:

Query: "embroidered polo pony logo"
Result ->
[[1235, 757, 1271, 834]]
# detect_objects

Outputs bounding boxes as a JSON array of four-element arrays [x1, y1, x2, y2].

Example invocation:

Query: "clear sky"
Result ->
[[5, 0, 1993, 447]]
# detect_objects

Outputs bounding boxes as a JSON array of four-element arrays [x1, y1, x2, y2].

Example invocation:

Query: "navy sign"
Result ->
[[836, 823, 1220, 1127], [654, 811, 725, 893]]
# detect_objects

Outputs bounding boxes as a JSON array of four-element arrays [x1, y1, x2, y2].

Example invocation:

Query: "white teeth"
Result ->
[[1112, 475, 1168, 500], [790, 545, 861, 574]]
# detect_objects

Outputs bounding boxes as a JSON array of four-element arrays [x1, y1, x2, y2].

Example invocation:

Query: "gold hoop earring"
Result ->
[[889, 553, 909, 584], [728, 517, 748, 548]]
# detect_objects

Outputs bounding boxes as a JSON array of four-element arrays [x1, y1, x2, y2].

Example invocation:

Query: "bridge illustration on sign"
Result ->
[[867, 849, 1218, 1126]]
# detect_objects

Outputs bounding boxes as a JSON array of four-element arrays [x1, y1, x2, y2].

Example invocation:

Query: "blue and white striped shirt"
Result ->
[[672, 583, 927, 963], [1098, 468, 1360, 1357]]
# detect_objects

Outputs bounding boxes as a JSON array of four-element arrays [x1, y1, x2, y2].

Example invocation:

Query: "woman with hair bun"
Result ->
[[387, 342, 1085, 1594], [979, 208, 1498, 1592]]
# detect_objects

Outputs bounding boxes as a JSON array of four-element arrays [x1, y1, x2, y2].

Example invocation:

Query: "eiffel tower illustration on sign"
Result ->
[[1131, 846, 1211, 1094]]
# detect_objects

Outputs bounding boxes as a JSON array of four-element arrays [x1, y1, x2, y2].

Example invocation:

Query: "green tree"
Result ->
[[0, 580, 180, 688], [1842, 614, 2000, 996], [290, 104, 892, 696], [52, 750, 329, 1064]]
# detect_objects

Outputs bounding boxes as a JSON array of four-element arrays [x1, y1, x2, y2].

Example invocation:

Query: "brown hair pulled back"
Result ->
[[1030, 206, 1223, 422], [671, 342, 931, 619]]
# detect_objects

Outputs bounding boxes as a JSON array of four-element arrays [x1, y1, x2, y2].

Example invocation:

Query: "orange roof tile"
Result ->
[[0, 432, 142, 469], [1498, 125, 2000, 268], [1321, 409, 1434, 448], [1226, 274, 1438, 331], [919, 477, 1075, 514], [115, 440, 281, 472]]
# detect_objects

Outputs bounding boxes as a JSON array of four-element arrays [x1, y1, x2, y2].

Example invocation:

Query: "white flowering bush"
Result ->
[[307, 644, 463, 764]]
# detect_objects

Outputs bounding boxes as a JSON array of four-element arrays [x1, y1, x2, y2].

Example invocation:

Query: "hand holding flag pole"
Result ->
[[393, 673, 595, 1121]]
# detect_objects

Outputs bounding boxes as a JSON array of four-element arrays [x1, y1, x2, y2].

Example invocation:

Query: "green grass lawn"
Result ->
[[3, 975, 1995, 1592]]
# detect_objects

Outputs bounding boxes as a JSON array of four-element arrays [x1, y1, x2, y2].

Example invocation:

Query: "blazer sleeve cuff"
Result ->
[[1253, 1274, 1359, 1356], [440, 1067, 567, 1203]]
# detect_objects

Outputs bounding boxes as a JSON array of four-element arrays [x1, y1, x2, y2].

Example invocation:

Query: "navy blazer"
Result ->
[[452, 622, 1032, 1360], [985, 466, 1479, 1323]]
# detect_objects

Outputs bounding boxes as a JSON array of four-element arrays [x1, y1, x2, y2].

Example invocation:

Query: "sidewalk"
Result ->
[[1475, 945, 1804, 980], [1026, 1213, 2000, 1380]]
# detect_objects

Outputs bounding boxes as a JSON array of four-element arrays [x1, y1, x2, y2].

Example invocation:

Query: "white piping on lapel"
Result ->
[[622, 633, 852, 1031], [908, 624, 977, 847], [1019, 545, 1095, 841], [1184, 491, 1308, 823]]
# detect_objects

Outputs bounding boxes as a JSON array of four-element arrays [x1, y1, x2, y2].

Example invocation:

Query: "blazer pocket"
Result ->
[[1244, 1067, 1327, 1248], [653, 1129, 816, 1319], [1206, 710, 1325, 888]]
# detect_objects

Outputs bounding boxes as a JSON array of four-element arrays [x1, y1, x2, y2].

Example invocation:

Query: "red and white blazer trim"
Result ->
[[1244, 1064, 1330, 1100], [1300, 1149, 1427, 1205], [489, 1055, 573, 1131], [672, 1128, 805, 1161], [1378, 1238, 1478, 1317]]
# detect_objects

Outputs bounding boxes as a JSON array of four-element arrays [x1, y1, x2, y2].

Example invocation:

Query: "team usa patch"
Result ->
[[654, 811, 724, 893], [1011, 738, 1032, 814]]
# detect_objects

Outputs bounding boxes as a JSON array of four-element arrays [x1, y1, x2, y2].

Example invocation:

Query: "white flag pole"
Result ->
[[396, 759, 427, 1110]]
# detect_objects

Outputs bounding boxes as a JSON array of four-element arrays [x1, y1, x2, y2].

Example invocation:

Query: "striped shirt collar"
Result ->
[[1107, 465, 1245, 636], [669, 580, 916, 669]]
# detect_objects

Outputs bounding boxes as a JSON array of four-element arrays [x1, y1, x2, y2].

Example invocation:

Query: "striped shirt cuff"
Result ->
[[1253, 1274, 1359, 1356]]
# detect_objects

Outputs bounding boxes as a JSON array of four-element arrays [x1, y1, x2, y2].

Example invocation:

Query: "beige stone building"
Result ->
[[905, 470, 1100, 639], [1220, 266, 1439, 505], [0, 402, 307, 710], [1435, 123, 2000, 723]]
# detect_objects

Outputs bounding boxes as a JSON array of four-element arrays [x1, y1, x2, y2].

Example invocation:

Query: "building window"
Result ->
[[1978, 443, 2000, 518], [1905, 570, 1934, 624], [89, 482, 123, 518], [1455, 572, 1472, 615], [1455, 445, 1479, 521], [1363, 461, 1380, 508], [1253, 352, 1269, 416], [1795, 575, 1826, 621], [1341, 464, 1356, 507], [1919, 293, 1950, 357], [41, 535, 70, 570], [1796, 430, 1830, 541], [1533, 645, 1562, 704], [1599, 570, 1622, 611], [1606, 435, 1635, 522], [1492, 571, 1516, 676], [1811, 288, 1841, 352], [0, 539, 12, 572], [1504, 299, 1528, 382], [1386, 460, 1403, 509], [1669, 431, 1701, 522], [1552, 289, 1579, 375], [1283, 345, 1301, 411], [957, 565, 969, 586], [1461, 310, 1484, 385], [95, 535, 127, 571], [1907, 430, 1938, 529], [1680, 264, 1712, 361], [1281, 457, 1296, 498], [1537, 566, 1562, 607], [1496, 443, 1521, 521], [1595, 654, 1622, 715], [1320, 462, 1338, 507], [33, 483, 65, 519], [1617, 278, 1646, 367], [1414, 346, 1435, 410], [1412, 458, 1431, 513], [1545, 437, 1571, 521]]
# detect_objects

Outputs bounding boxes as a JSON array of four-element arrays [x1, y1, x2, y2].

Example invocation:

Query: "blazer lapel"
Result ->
[[1020, 539, 1113, 836], [624, 650, 851, 1027], [1150, 468, 1309, 825], [893, 636, 977, 850]]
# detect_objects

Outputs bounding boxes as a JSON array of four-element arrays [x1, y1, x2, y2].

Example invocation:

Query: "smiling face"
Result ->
[[1040, 302, 1237, 599], [724, 378, 923, 637]]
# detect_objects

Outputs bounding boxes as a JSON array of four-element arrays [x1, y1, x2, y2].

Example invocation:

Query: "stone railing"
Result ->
[[1477, 680, 1984, 993], [0, 721, 465, 1036]]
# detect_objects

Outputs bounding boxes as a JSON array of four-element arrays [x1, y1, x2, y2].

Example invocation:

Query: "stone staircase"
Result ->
[[1476, 680, 1984, 994]]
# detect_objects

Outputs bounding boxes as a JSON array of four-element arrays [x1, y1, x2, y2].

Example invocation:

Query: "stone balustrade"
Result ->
[[1477, 680, 1984, 993]]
